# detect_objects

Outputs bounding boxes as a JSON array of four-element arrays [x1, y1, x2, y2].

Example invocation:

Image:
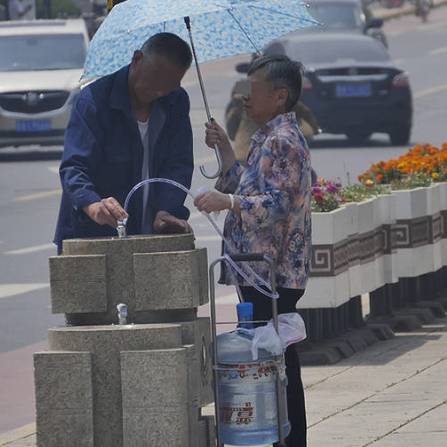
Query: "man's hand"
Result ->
[[153, 210, 192, 234], [194, 191, 232, 214], [83, 197, 128, 228]]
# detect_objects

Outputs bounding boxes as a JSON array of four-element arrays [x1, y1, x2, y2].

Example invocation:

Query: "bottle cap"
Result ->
[[237, 302, 253, 321]]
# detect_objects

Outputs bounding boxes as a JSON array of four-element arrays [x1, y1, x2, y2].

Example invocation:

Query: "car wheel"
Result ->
[[389, 126, 411, 146], [346, 131, 371, 145]]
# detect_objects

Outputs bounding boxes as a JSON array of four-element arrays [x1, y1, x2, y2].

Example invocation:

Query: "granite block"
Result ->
[[180, 318, 213, 406], [34, 352, 93, 447], [36, 410, 94, 447], [48, 324, 183, 447], [122, 409, 189, 447], [60, 234, 196, 324], [121, 349, 191, 447], [62, 233, 195, 256], [198, 248, 209, 305], [49, 255, 107, 314], [133, 248, 207, 311]]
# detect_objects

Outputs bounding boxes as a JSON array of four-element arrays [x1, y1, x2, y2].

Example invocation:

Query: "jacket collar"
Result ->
[[109, 65, 133, 117]]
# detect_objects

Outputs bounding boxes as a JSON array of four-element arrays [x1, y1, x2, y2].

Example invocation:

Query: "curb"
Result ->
[[0, 424, 35, 447], [375, 0, 447, 21]]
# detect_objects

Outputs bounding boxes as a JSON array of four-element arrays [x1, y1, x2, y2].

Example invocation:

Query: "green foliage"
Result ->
[[36, 0, 80, 18]]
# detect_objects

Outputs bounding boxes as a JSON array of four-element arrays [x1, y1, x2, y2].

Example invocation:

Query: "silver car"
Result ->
[[0, 19, 88, 148]]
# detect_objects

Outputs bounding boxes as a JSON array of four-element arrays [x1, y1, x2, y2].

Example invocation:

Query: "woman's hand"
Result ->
[[205, 120, 232, 152], [194, 191, 232, 214], [204, 120, 236, 174]]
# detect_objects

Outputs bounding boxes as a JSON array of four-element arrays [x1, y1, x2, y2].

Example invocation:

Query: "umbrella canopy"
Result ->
[[83, 0, 318, 79]]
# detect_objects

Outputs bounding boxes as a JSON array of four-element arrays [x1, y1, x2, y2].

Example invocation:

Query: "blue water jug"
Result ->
[[216, 302, 290, 445]]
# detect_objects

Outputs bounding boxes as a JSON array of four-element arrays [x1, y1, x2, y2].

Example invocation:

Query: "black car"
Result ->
[[306, 0, 388, 47], [263, 33, 412, 145]]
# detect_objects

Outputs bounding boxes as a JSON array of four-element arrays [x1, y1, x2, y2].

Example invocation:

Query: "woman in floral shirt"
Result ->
[[194, 54, 312, 447]]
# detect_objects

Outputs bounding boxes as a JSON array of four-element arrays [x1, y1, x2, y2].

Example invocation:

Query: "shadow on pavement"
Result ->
[[335, 320, 446, 366]]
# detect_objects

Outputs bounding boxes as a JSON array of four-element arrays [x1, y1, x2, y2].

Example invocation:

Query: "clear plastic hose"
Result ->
[[123, 178, 279, 299]]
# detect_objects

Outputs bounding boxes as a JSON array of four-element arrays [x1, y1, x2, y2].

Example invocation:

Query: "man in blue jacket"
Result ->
[[54, 33, 194, 252]]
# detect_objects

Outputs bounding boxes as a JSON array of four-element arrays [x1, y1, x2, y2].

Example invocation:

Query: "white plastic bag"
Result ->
[[273, 312, 307, 349], [250, 325, 283, 360], [250, 312, 307, 360]]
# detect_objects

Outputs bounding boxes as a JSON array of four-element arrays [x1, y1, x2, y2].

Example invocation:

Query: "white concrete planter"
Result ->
[[301, 183, 447, 310], [300, 207, 352, 309], [311, 205, 352, 245], [392, 185, 441, 278], [356, 198, 379, 294], [438, 182, 447, 267]]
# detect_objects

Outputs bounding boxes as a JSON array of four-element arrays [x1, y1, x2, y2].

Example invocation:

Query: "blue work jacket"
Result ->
[[54, 66, 193, 250]]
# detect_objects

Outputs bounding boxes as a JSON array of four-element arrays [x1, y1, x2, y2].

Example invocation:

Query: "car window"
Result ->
[[281, 38, 390, 64], [0, 34, 86, 72], [308, 4, 363, 29]]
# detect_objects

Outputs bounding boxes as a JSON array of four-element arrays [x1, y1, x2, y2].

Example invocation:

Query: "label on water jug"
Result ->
[[221, 400, 256, 426], [218, 361, 279, 428]]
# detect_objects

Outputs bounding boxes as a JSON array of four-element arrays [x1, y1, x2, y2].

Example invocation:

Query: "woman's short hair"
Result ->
[[248, 54, 304, 111], [141, 33, 193, 69]]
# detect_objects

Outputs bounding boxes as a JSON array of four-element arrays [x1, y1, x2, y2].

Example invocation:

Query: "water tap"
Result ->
[[117, 303, 128, 325], [116, 218, 127, 238]]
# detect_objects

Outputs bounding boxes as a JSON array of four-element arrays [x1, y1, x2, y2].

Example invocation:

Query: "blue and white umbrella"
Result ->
[[83, 0, 318, 177]]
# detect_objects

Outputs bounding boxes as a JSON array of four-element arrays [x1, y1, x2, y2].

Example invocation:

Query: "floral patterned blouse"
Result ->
[[216, 112, 312, 290]]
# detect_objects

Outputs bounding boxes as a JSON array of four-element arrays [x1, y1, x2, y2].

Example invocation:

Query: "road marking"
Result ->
[[216, 292, 238, 304], [195, 235, 221, 242], [0, 283, 49, 300], [15, 189, 61, 202], [414, 83, 447, 99], [4, 243, 55, 255], [430, 47, 447, 56], [48, 165, 59, 174]]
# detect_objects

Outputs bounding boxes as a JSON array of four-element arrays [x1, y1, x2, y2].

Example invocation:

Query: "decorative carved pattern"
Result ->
[[432, 214, 442, 243], [442, 211, 447, 238], [311, 246, 333, 276], [392, 223, 410, 248], [411, 217, 431, 247], [311, 211, 447, 278]]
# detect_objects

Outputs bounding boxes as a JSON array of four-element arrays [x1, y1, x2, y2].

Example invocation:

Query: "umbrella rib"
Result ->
[[246, 3, 319, 25], [225, 8, 260, 55]]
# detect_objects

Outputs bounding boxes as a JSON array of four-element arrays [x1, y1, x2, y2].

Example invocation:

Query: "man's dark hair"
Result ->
[[141, 33, 193, 69], [248, 54, 303, 111]]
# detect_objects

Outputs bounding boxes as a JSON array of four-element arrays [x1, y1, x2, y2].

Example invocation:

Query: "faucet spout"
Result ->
[[117, 303, 128, 325], [116, 218, 127, 238]]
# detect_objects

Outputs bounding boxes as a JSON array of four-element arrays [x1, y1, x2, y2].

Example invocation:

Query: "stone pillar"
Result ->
[[35, 234, 214, 447]]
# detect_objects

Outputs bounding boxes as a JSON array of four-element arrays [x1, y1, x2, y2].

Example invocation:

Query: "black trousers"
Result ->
[[239, 286, 307, 447]]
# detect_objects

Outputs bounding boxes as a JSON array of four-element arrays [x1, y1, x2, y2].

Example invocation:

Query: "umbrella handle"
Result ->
[[200, 143, 223, 179], [184, 16, 223, 179]]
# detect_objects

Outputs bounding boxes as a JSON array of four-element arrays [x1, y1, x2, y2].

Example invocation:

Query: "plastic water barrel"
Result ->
[[216, 303, 290, 445]]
